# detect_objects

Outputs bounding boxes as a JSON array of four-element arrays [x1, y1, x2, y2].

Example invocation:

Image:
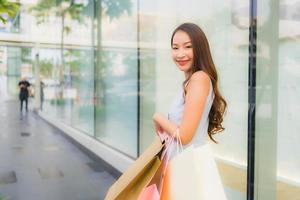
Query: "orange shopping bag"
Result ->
[[138, 136, 172, 200]]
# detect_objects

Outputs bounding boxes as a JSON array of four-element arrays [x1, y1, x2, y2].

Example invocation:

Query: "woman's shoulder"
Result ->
[[184, 71, 211, 98], [188, 71, 211, 88], [191, 70, 211, 82]]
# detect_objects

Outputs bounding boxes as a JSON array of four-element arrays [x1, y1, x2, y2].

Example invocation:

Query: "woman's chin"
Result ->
[[177, 65, 190, 72]]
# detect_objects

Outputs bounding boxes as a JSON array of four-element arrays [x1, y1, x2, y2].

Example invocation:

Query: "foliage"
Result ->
[[30, 0, 133, 33], [29, 0, 86, 32], [39, 59, 54, 77], [50, 98, 73, 105], [21, 48, 32, 64], [0, 0, 20, 24], [102, 0, 132, 20], [64, 49, 83, 74], [29, 0, 133, 99], [0, 194, 6, 200]]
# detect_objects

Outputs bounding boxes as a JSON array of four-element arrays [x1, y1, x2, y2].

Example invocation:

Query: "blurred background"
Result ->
[[0, 0, 299, 199]]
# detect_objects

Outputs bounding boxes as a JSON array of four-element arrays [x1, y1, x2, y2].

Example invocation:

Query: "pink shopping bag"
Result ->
[[138, 184, 160, 200]]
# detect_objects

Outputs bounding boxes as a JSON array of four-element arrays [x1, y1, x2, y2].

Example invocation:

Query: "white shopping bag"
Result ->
[[161, 141, 227, 200]]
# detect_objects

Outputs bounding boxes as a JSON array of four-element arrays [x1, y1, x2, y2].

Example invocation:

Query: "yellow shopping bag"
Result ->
[[105, 136, 165, 200]]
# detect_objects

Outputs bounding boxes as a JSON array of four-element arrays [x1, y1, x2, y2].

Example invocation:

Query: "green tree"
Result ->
[[30, 0, 132, 100], [30, 0, 86, 95], [21, 48, 32, 64], [39, 59, 54, 77], [0, 0, 19, 24]]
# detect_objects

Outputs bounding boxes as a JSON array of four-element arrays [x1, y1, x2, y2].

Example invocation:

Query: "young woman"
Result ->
[[153, 22, 227, 146]]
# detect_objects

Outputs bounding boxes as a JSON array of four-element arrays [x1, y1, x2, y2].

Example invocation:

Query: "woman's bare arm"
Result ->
[[153, 71, 211, 145], [153, 112, 177, 136]]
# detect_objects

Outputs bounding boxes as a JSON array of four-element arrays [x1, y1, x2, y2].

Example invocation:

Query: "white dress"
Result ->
[[167, 78, 215, 149]]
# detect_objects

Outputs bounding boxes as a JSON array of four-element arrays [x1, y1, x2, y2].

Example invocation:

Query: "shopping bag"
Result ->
[[137, 137, 173, 200], [148, 138, 172, 193], [105, 136, 165, 200], [161, 141, 227, 200], [138, 184, 160, 200]]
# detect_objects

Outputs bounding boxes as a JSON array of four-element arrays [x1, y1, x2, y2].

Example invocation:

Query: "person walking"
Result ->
[[18, 77, 31, 112]]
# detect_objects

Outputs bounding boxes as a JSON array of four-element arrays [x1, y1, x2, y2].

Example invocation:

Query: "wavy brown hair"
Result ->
[[171, 23, 227, 143]]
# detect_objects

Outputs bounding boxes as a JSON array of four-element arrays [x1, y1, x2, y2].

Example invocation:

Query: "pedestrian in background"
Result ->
[[40, 80, 45, 111], [18, 77, 31, 112]]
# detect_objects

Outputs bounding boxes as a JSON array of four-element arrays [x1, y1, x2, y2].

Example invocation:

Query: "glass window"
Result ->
[[6, 47, 22, 97], [255, 0, 300, 199], [95, 0, 138, 157], [34, 0, 95, 136]]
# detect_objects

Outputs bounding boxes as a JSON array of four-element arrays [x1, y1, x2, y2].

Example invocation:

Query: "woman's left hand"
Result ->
[[154, 120, 164, 135], [153, 113, 164, 135]]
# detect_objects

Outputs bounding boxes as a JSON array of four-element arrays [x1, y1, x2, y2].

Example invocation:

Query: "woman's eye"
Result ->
[[172, 47, 178, 50], [186, 46, 192, 48]]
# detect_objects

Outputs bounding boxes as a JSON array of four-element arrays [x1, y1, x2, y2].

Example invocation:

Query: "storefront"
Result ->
[[1, 0, 299, 199]]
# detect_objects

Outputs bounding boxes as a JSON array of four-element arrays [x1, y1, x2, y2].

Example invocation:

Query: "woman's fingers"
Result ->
[[154, 121, 163, 135]]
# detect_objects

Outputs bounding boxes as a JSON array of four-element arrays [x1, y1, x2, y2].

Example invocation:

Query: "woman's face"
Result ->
[[172, 30, 194, 73]]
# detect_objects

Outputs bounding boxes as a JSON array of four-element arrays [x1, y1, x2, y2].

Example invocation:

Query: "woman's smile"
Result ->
[[176, 60, 190, 66]]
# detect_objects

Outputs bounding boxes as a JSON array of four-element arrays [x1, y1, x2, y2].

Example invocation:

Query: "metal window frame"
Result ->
[[247, 0, 257, 199]]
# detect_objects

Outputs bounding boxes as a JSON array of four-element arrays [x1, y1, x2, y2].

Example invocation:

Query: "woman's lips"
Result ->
[[177, 60, 189, 66]]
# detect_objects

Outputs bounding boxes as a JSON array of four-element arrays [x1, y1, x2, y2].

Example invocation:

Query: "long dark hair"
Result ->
[[171, 23, 227, 143]]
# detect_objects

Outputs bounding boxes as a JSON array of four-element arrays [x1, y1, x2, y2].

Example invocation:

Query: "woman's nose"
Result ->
[[177, 49, 186, 58]]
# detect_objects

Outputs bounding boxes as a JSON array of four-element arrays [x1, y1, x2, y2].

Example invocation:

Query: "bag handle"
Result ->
[[174, 128, 183, 153]]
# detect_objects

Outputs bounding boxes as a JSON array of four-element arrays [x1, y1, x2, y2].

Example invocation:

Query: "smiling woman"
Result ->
[[152, 22, 228, 199], [171, 30, 194, 74], [153, 23, 227, 144]]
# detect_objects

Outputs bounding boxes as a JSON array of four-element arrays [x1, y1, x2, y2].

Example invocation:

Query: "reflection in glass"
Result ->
[[95, 0, 138, 157], [256, 0, 300, 199], [96, 48, 138, 157]]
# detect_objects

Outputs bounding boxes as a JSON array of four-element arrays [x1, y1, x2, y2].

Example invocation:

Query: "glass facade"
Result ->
[[255, 0, 300, 199], [95, 0, 138, 157], [0, 0, 299, 199]]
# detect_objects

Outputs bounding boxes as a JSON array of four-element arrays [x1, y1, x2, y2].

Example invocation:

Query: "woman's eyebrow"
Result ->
[[172, 41, 192, 46], [183, 41, 192, 44]]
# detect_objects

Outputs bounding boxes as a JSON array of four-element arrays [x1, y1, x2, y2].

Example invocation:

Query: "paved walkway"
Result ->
[[0, 99, 117, 200]]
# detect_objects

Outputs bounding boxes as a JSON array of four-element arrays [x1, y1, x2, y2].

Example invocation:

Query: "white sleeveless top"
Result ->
[[168, 79, 215, 148]]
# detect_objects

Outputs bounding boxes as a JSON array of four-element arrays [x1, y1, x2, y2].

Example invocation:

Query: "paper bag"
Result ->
[[161, 144, 227, 200], [105, 136, 164, 200]]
